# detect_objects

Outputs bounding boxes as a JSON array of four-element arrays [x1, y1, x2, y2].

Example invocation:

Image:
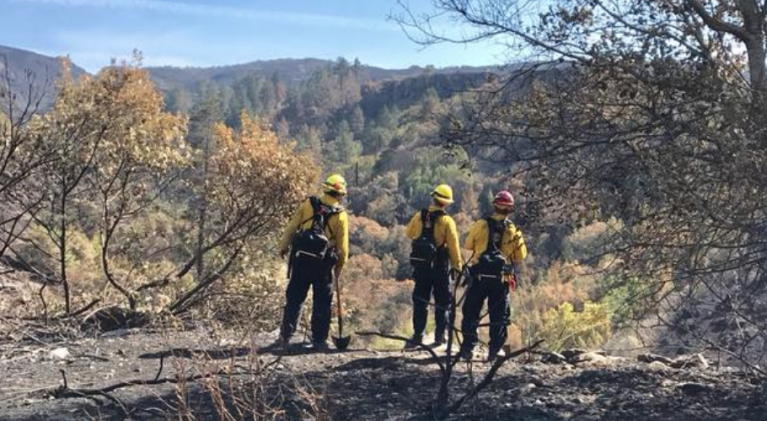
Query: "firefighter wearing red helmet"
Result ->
[[459, 190, 527, 361]]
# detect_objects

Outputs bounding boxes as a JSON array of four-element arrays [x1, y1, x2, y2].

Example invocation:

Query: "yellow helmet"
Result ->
[[431, 184, 454, 205], [323, 174, 348, 195]]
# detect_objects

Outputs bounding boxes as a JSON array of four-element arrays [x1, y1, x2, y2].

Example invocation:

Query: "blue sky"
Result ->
[[0, 0, 507, 72]]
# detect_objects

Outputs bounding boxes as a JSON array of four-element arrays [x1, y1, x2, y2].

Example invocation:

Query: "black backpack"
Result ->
[[472, 217, 511, 282], [291, 197, 343, 264], [410, 209, 445, 269]]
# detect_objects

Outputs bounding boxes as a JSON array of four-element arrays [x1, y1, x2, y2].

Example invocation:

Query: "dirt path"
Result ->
[[0, 327, 764, 421]]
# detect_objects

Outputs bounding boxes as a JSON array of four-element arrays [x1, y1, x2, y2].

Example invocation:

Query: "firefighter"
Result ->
[[276, 175, 349, 351], [405, 184, 462, 348], [459, 191, 527, 361]]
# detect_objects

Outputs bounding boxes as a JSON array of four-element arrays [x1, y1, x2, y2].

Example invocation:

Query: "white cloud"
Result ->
[[50, 28, 206, 71], [68, 51, 196, 71], [4, 0, 399, 31]]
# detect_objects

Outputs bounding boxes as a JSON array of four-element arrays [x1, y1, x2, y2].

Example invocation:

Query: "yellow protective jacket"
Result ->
[[465, 213, 527, 266], [405, 206, 462, 271], [279, 194, 349, 270]]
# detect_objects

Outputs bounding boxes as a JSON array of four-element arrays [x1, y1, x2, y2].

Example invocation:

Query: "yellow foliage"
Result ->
[[204, 250, 287, 330], [207, 113, 318, 237], [341, 253, 412, 347], [45, 60, 189, 176], [539, 301, 611, 352], [511, 260, 608, 350]]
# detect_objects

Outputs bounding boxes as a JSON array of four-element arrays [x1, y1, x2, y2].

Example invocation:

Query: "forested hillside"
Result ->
[[0, 45, 619, 355], [151, 55, 626, 353]]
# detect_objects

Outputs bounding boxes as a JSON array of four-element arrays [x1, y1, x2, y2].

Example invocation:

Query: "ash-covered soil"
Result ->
[[0, 326, 765, 421]]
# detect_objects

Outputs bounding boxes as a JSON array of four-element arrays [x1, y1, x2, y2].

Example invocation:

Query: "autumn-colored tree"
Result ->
[[168, 113, 317, 314], [10, 58, 187, 314], [81, 63, 190, 310], [21, 60, 110, 314]]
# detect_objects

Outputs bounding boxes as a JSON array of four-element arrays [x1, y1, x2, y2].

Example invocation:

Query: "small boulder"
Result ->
[[648, 361, 669, 371], [83, 306, 150, 332], [678, 382, 710, 395], [638, 353, 674, 365], [561, 349, 588, 361], [670, 354, 709, 370], [571, 352, 609, 364], [48, 347, 70, 360], [541, 352, 568, 364]]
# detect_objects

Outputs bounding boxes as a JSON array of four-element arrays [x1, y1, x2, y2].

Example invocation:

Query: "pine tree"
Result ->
[[349, 104, 365, 134]]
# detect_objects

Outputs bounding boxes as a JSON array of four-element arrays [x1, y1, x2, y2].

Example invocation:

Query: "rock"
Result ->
[[561, 349, 588, 361], [562, 349, 608, 364], [48, 347, 70, 360], [542, 352, 568, 364], [648, 361, 669, 371], [678, 382, 710, 395], [518, 383, 537, 393], [639, 353, 709, 370], [571, 352, 608, 364], [638, 353, 675, 365], [83, 306, 151, 332], [670, 354, 709, 370], [660, 379, 676, 388]]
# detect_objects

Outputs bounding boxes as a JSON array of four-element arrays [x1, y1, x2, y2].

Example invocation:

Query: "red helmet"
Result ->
[[493, 190, 514, 208]]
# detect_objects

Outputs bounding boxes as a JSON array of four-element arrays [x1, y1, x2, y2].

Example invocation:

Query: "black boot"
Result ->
[[403, 336, 422, 350], [457, 347, 473, 361]]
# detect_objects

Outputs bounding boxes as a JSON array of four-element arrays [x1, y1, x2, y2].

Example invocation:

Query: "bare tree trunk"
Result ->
[[746, 38, 767, 108], [738, 0, 767, 100], [195, 135, 210, 283], [59, 185, 70, 315]]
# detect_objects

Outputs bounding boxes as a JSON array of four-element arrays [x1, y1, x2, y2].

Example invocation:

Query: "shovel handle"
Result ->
[[335, 272, 344, 337]]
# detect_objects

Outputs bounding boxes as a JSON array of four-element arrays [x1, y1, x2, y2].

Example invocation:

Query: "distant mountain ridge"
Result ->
[[0, 44, 496, 109], [145, 58, 495, 92], [0, 45, 88, 109]]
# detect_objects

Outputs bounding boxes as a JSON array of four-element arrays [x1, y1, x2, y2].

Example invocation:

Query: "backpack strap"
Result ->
[[420, 209, 445, 237], [420, 210, 447, 254], [308, 196, 324, 228], [309, 196, 345, 240], [485, 217, 507, 252], [419, 209, 429, 228]]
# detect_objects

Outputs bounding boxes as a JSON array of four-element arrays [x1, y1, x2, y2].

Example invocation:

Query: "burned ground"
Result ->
[[0, 325, 764, 421]]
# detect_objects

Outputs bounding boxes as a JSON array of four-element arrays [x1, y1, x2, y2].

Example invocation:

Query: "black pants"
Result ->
[[279, 262, 333, 344], [412, 264, 451, 341], [460, 276, 510, 354]]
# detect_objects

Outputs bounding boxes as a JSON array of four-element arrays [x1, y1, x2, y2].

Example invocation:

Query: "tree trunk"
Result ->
[[746, 38, 767, 109], [59, 189, 71, 315], [195, 133, 210, 284]]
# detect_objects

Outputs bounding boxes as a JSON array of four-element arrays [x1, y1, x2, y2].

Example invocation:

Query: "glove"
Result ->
[[509, 274, 518, 291]]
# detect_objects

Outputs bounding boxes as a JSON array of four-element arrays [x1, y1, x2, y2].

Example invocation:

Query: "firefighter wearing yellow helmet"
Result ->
[[404, 183, 462, 348], [276, 174, 349, 351]]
